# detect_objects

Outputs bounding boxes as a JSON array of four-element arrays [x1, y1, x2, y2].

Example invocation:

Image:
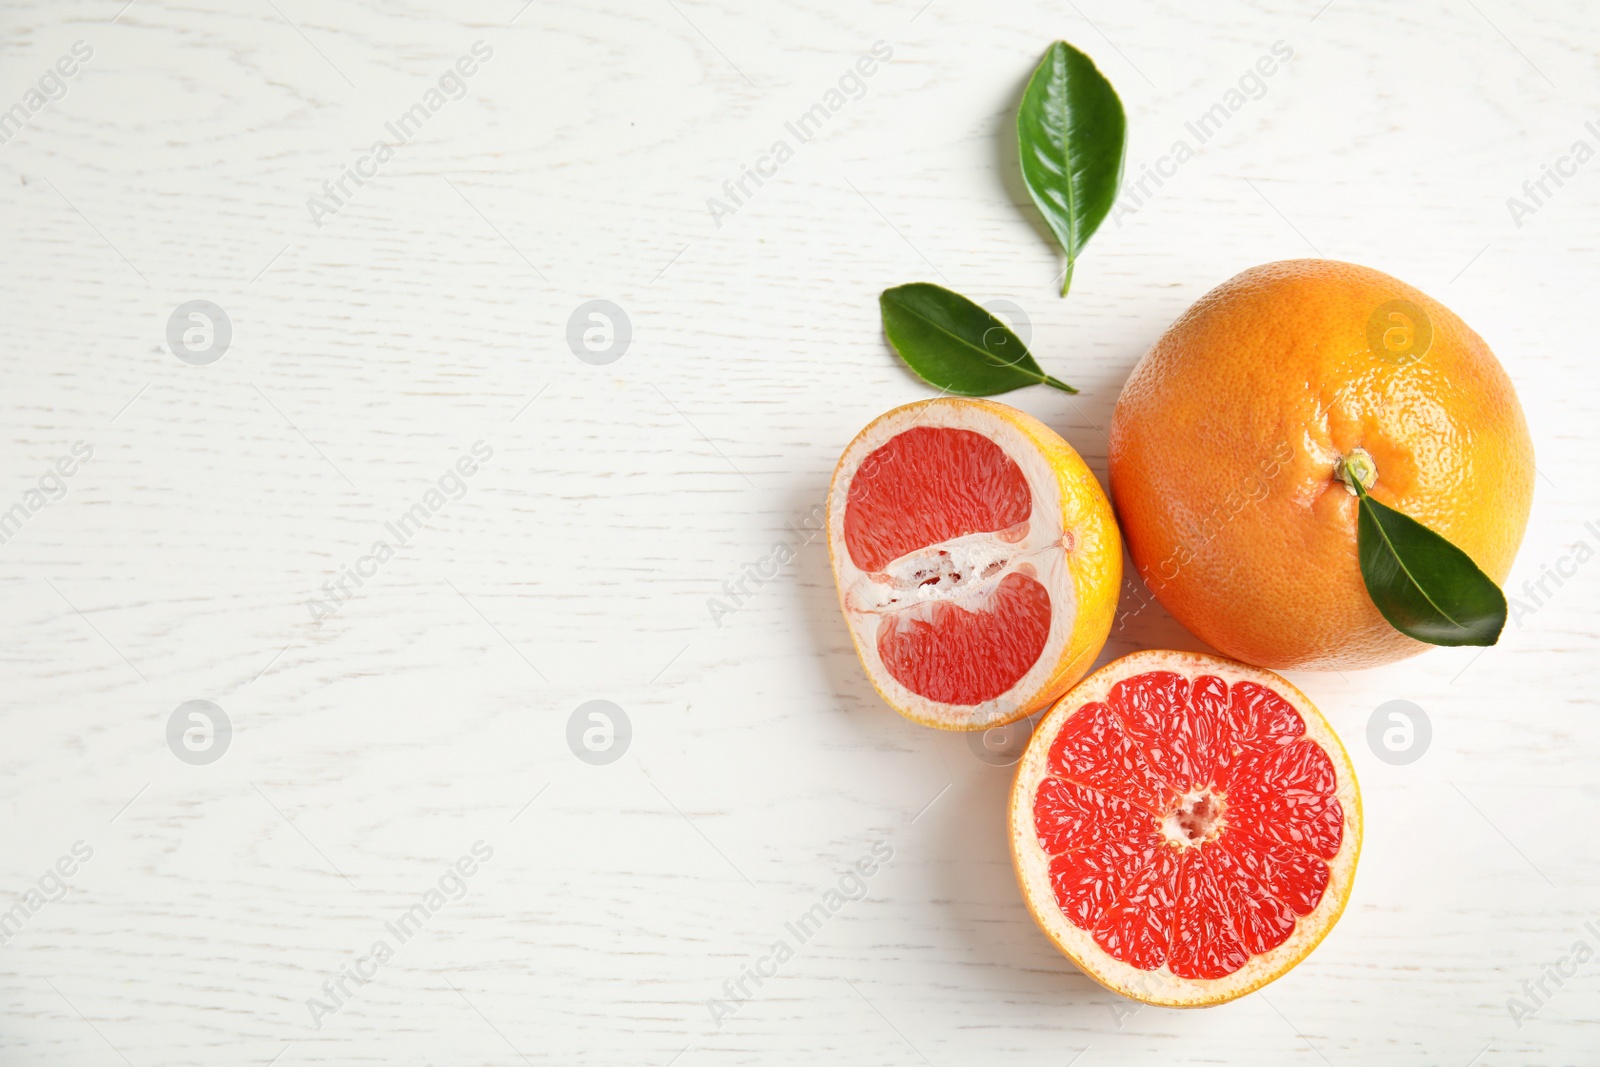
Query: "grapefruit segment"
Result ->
[[1046, 701, 1171, 813], [1091, 846, 1179, 972], [843, 425, 1031, 573], [1047, 829, 1156, 930], [1223, 828, 1331, 916], [1106, 671, 1219, 790], [1229, 680, 1307, 748], [827, 399, 1121, 731], [1224, 741, 1345, 859], [1009, 650, 1361, 1006], [1206, 841, 1299, 956], [1168, 852, 1251, 980], [1033, 778, 1148, 856], [875, 570, 1052, 705]]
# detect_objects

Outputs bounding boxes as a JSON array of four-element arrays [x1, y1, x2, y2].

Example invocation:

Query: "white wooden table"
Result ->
[[2, 0, 1596, 1063]]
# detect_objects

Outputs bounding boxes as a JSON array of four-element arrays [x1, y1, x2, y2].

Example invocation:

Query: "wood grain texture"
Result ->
[[0, 0, 1596, 1063]]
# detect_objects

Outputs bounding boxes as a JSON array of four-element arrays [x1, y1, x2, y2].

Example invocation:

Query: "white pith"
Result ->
[[846, 531, 1043, 614], [828, 402, 1079, 730], [1161, 789, 1226, 847], [1008, 650, 1363, 1008]]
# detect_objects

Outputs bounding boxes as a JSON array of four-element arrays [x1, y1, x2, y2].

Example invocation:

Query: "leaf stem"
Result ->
[[1059, 260, 1074, 298], [1336, 449, 1378, 496], [1042, 374, 1079, 394]]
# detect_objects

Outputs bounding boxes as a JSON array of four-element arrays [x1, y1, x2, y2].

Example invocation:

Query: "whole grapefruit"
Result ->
[[1109, 260, 1534, 671]]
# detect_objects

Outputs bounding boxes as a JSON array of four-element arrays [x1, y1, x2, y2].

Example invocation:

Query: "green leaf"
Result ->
[[879, 283, 1076, 396], [1348, 473, 1507, 646], [1017, 41, 1127, 296]]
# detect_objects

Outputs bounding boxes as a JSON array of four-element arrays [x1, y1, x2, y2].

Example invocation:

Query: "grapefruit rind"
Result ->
[[1008, 649, 1362, 1007], [826, 399, 1120, 731]]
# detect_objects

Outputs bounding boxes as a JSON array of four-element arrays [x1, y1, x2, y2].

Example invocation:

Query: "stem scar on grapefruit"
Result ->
[[1009, 650, 1361, 1006], [827, 398, 1121, 731]]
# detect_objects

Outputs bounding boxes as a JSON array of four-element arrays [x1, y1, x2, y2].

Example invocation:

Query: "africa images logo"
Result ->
[[305, 842, 493, 1029], [305, 41, 493, 228], [704, 41, 893, 228], [705, 840, 893, 1028]]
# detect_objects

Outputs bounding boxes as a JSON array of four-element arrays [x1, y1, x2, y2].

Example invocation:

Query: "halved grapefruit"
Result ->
[[1009, 650, 1361, 1006], [826, 398, 1120, 731]]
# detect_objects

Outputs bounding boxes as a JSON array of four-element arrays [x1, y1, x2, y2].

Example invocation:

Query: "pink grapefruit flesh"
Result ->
[[827, 399, 1121, 731], [1010, 650, 1361, 1005], [843, 426, 1051, 705]]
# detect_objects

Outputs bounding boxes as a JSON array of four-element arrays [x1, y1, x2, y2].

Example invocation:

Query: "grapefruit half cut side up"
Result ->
[[826, 399, 1120, 731], [1009, 650, 1362, 1006]]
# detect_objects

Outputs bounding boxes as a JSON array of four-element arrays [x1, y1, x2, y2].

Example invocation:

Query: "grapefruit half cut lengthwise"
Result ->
[[826, 398, 1120, 731], [1009, 650, 1362, 1006]]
